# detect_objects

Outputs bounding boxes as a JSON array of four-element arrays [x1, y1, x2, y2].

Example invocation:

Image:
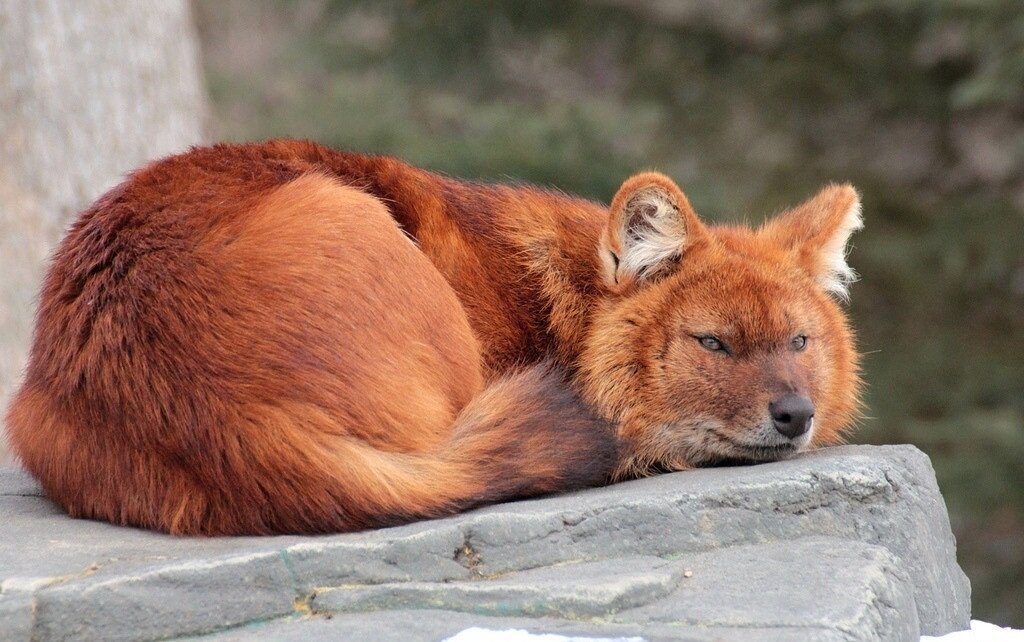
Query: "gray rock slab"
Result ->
[[30, 550, 297, 642], [305, 538, 918, 641], [614, 538, 918, 641], [181, 610, 872, 642], [0, 445, 970, 641], [314, 555, 688, 618], [0, 592, 33, 641], [182, 609, 678, 642]]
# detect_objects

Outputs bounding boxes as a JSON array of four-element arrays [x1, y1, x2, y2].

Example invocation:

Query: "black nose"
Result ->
[[769, 394, 814, 439]]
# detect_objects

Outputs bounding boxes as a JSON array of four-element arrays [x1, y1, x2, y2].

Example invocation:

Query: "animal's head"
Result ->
[[581, 172, 863, 478]]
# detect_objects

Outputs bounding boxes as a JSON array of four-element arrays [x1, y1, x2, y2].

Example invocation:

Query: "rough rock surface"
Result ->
[[0, 445, 970, 641]]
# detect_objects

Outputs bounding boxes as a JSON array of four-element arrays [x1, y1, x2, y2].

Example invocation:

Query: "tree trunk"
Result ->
[[0, 1, 206, 461]]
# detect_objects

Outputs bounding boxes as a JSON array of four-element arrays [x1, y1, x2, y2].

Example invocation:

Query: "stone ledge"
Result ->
[[0, 445, 970, 641], [307, 538, 918, 641]]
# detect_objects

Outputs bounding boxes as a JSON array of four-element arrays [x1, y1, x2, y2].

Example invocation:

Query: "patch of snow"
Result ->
[[921, 620, 1024, 641]]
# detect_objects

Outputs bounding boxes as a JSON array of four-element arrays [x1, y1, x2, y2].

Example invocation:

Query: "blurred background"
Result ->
[[1, 0, 1022, 626]]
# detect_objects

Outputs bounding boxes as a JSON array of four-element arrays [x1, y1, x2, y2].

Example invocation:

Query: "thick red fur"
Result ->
[[6, 140, 862, 534]]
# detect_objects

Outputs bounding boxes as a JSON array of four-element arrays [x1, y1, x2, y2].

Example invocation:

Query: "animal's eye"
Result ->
[[791, 335, 808, 351], [698, 336, 726, 352]]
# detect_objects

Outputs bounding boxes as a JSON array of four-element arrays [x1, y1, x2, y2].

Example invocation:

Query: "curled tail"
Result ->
[[300, 363, 618, 534], [8, 362, 616, 535], [298, 362, 621, 532]]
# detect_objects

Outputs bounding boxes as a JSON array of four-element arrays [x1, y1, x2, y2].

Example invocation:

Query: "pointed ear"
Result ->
[[600, 172, 707, 290], [760, 184, 864, 301]]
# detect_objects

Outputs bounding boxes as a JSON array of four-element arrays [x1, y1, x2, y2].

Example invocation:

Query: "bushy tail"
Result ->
[[299, 363, 619, 534], [9, 363, 617, 536]]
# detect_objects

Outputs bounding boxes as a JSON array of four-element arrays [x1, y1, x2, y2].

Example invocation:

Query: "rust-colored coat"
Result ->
[[5, 140, 862, 535]]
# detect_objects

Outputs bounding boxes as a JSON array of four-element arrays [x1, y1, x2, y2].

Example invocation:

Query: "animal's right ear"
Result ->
[[600, 172, 707, 291]]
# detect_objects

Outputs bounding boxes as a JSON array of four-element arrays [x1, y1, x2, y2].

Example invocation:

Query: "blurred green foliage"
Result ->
[[195, 0, 1024, 624]]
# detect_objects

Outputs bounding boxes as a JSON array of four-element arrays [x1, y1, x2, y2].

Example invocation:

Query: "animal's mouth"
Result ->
[[705, 443, 798, 467], [704, 428, 801, 466]]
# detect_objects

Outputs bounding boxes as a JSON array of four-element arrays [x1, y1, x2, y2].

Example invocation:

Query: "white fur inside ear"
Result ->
[[818, 199, 864, 300], [618, 188, 686, 281]]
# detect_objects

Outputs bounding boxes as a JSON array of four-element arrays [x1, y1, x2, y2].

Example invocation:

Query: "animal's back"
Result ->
[[5, 146, 485, 533]]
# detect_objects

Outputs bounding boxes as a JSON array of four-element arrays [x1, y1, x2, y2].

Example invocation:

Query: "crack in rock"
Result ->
[[453, 532, 484, 578]]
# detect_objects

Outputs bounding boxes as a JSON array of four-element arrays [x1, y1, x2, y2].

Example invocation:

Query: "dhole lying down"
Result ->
[[6, 140, 862, 535]]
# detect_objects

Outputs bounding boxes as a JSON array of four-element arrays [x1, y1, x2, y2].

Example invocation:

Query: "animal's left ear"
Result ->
[[760, 184, 864, 301]]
